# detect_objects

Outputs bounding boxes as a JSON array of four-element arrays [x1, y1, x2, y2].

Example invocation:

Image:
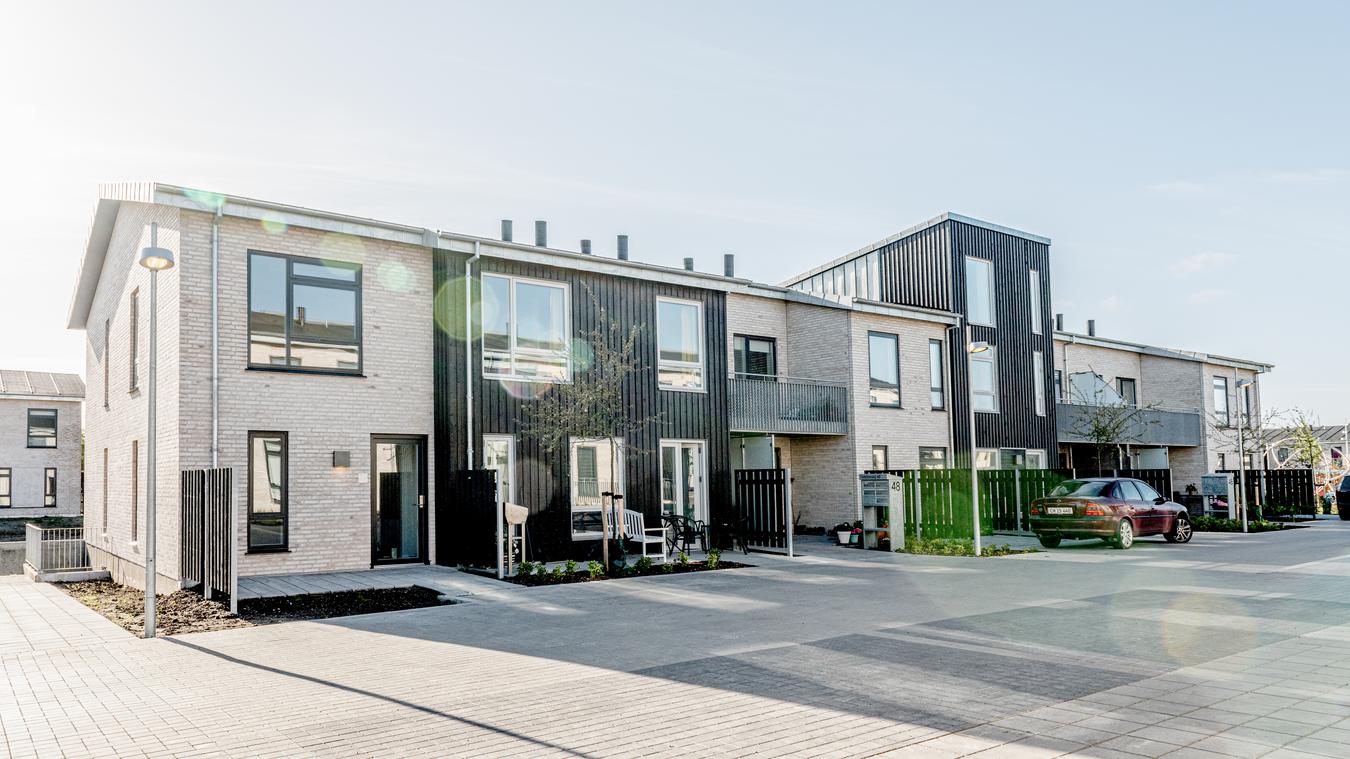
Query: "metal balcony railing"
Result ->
[[24, 524, 90, 573], [728, 374, 849, 435], [1056, 401, 1203, 447]]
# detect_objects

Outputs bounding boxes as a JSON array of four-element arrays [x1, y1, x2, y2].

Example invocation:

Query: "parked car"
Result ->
[[1337, 476, 1350, 520], [1029, 478, 1192, 549]]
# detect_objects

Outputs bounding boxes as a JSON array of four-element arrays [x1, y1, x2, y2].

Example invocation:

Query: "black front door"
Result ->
[[371, 435, 427, 565]]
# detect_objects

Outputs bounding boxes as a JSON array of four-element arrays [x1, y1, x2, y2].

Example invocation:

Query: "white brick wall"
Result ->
[[1056, 342, 1143, 403], [726, 293, 788, 373], [0, 398, 82, 517]]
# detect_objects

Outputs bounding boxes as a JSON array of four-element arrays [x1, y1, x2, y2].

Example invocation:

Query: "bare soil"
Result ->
[[58, 581, 453, 638]]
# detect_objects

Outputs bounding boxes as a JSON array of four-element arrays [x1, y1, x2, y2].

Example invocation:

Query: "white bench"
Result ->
[[623, 509, 667, 563]]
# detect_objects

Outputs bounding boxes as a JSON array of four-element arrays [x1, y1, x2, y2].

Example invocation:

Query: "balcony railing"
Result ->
[[728, 374, 849, 435], [24, 524, 90, 573], [1056, 402, 1203, 447]]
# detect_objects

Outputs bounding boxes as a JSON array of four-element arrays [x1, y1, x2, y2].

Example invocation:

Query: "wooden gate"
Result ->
[[181, 468, 232, 601], [735, 469, 793, 556], [437, 469, 498, 570]]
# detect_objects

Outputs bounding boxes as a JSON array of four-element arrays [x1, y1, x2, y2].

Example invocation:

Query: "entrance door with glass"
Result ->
[[661, 440, 706, 523], [371, 435, 427, 564], [483, 435, 515, 505]]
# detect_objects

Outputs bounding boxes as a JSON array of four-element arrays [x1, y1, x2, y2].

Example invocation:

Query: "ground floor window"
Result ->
[[661, 440, 706, 523], [248, 431, 288, 551], [0, 468, 9, 507], [975, 449, 999, 469], [871, 445, 889, 471], [43, 468, 56, 507], [1025, 449, 1048, 469], [570, 438, 622, 539], [919, 447, 947, 470], [483, 435, 515, 505]]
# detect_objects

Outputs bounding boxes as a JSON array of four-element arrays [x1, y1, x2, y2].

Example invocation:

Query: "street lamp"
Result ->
[[966, 326, 991, 557], [1236, 377, 1254, 534], [139, 223, 174, 638]]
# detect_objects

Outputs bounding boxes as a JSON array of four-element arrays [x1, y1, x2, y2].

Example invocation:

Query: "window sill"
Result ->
[[485, 374, 572, 385], [659, 386, 707, 394], [26, 445, 57, 450], [246, 366, 365, 378], [975, 409, 1000, 414], [246, 547, 291, 555]]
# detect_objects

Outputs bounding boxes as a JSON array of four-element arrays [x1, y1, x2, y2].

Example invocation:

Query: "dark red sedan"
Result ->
[[1029, 478, 1193, 549]]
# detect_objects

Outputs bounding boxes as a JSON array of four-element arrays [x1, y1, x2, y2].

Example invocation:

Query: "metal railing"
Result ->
[[25, 524, 90, 573], [1056, 401, 1203, 447], [728, 374, 849, 435]]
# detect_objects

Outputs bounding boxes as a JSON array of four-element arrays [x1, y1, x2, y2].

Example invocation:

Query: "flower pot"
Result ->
[[836, 530, 852, 544]]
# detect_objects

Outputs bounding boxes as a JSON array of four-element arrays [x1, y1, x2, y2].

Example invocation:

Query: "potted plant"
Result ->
[[850, 522, 864, 547], [833, 522, 853, 545]]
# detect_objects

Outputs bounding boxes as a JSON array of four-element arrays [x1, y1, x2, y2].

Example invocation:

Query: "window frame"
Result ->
[[867, 331, 901, 408], [0, 468, 10, 508], [103, 319, 111, 409], [1212, 376, 1230, 426], [970, 347, 999, 413], [1054, 369, 1064, 401], [929, 339, 945, 410], [1025, 450, 1048, 469], [656, 296, 706, 392], [247, 250, 363, 376], [247, 430, 290, 553], [1033, 351, 1046, 417], [129, 287, 139, 392], [130, 440, 139, 539], [26, 408, 57, 448], [919, 447, 948, 470], [732, 334, 777, 380], [871, 445, 889, 471], [481, 272, 573, 384], [43, 468, 56, 508], [1116, 377, 1138, 406], [569, 437, 624, 540], [965, 257, 995, 327], [1029, 269, 1043, 335]]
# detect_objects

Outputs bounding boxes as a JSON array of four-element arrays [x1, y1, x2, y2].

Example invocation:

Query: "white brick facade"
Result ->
[[0, 398, 82, 517]]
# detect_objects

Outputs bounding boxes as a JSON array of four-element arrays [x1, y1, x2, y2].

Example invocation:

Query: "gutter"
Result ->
[[211, 207, 221, 467], [466, 241, 481, 469]]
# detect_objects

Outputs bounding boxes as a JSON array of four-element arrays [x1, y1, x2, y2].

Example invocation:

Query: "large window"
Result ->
[[657, 298, 705, 390], [27, 409, 56, 448], [130, 440, 139, 538], [129, 288, 139, 391], [103, 319, 111, 409], [482, 274, 570, 381], [733, 335, 776, 379], [43, 468, 56, 508], [1029, 270, 1042, 335], [929, 340, 945, 410], [1025, 450, 1048, 470], [1034, 351, 1046, 417], [1213, 376, 1230, 426], [868, 332, 900, 407], [0, 468, 9, 507], [1117, 377, 1137, 406], [965, 257, 995, 326], [249, 252, 361, 374], [101, 449, 108, 532], [570, 438, 622, 539], [970, 348, 998, 412], [919, 447, 948, 470], [248, 431, 288, 551]]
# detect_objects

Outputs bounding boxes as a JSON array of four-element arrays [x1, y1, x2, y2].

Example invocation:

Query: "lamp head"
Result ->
[[967, 341, 991, 354], [139, 246, 175, 271]]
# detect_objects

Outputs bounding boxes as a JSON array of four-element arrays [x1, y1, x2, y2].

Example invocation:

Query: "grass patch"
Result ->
[[897, 537, 1038, 557], [1190, 516, 1291, 533]]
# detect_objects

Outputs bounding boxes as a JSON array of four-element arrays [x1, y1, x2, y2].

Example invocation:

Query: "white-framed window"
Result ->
[[1212, 376, 1230, 426], [975, 449, 999, 469], [1025, 450, 1048, 469], [1029, 270, 1042, 335], [481, 274, 571, 382], [660, 439, 707, 523], [657, 297, 705, 391], [570, 437, 623, 540], [483, 435, 515, 505], [965, 257, 995, 326], [919, 447, 947, 470], [970, 347, 998, 413], [1033, 351, 1046, 417]]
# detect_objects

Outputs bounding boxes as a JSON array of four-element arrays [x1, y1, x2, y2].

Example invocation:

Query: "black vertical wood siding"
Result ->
[[433, 250, 731, 562]]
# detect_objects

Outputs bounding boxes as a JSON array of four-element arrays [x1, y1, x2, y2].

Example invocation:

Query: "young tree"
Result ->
[[1064, 369, 1161, 475], [517, 290, 664, 569]]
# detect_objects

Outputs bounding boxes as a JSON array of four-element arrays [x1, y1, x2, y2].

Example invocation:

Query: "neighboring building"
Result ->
[[0, 370, 84, 517], [786, 213, 1058, 471], [725, 285, 957, 529], [1052, 323, 1272, 493]]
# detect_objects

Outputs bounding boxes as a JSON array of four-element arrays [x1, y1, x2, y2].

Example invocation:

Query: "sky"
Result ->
[[1, 1, 1347, 421]]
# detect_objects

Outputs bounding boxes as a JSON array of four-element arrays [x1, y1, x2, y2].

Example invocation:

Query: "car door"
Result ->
[[1133, 481, 1167, 534], [1114, 480, 1149, 533]]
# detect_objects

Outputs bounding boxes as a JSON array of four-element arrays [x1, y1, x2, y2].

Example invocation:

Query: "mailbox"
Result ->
[[860, 473, 904, 550], [1201, 473, 1234, 518]]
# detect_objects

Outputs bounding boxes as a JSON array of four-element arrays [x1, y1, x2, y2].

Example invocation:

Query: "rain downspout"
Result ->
[[466, 241, 481, 469], [211, 207, 221, 467]]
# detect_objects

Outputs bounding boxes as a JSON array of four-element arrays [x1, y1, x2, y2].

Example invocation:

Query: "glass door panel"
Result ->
[[373, 437, 424, 563]]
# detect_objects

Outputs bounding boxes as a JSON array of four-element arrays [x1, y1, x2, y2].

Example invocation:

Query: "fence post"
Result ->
[[914, 472, 923, 541], [784, 468, 793, 558], [1014, 468, 1023, 533]]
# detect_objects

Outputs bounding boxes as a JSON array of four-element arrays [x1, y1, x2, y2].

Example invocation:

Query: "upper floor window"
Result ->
[[733, 335, 776, 379], [971, 348, 998, 412], [1029, 270, 1042, 335], [1117, 377, 1137, 406], [1212, 376, 1230, 426], [657, 298, 704, 391], [965, 257, 995, 326], [1240, 380, 1253, 427], [1054, 369, 1063, 401], [249, 252, 362, 374], [868, 332, 900, 407], [1033, 351, 1046, 417], [929, 339, 945, 410], [0, 468, 10, 507], [27, 409, 57, 448], [129, 288, 139, 391], [482, 274, 570, 381], [103, 319, 111, 409]]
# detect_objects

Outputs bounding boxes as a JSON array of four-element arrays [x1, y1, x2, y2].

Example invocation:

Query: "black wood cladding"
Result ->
[[433, 250, 731, 561]]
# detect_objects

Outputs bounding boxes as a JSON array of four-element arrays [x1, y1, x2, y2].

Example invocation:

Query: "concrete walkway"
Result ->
[[236, 564, 511, 601]]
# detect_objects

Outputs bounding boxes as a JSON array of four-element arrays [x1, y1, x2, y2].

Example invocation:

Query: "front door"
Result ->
[[372, 435, 427, 564]]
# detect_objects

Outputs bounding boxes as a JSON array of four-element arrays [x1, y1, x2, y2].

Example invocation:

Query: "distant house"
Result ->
[[0, 370, 84, 516]]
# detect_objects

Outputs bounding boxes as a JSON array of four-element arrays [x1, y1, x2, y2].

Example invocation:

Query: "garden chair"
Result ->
[[661, 513, 707, 555], [623, 509, 668, 563]]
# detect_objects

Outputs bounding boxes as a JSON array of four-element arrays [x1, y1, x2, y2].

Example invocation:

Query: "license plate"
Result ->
[[1046, 506, 1073, 515]]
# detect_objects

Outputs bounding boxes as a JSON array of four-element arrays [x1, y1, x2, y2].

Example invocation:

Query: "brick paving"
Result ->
[[7, 526, 1350, 756]]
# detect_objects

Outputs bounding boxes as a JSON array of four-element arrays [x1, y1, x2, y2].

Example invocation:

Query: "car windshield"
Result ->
[[1046, 480, 1111, 498]]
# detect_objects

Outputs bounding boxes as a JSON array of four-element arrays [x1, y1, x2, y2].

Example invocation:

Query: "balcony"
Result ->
[[1056, 402, 1202, 447], [728, 374, 849, 435]]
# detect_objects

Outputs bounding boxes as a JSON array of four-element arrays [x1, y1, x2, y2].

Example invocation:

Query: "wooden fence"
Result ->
[[181, 467, 232, 600], [1218, 468, 1316, 517], [735, 468, 794, 555], [438, 469, 498, 570]]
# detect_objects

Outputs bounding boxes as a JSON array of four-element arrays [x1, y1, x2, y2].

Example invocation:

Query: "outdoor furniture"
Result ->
[[623, 509, 668, 563], [710, 517, 750, 555], [661, 513, 707, 555], [502, 503, 529, 575]]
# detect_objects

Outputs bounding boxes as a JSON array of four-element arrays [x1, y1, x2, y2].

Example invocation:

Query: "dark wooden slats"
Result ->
[[438, 469, 498, 569], [1219, 468, 1316, 516], [735, 469, 791, 553], [180, 467, 232, 598]]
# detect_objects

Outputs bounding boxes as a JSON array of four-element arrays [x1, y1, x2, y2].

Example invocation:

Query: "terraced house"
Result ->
[[0, 370, 84, 517]]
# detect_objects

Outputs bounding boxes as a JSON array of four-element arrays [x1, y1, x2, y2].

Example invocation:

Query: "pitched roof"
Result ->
[[0, 370, 85, 400]]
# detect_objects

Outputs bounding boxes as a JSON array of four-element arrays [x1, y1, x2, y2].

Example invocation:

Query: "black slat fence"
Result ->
[[735, 469, 793, 555]]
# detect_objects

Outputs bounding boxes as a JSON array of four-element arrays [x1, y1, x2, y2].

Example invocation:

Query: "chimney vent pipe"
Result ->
[[683, 257, 694, 271], [724, 254, 735, 277], [534, 220, 547, 247], [1054, 313, 1064, 331], [500, 220, 513, 242], [1087, 319, 1096, 337], [617, 235, 629, 260], [580, 239, 592, 255]]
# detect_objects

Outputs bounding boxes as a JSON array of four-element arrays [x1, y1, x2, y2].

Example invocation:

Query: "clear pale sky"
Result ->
[[1, 2, 1346, 421]]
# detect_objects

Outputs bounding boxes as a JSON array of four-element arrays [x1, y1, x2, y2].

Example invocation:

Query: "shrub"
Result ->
[[516, 561, 535, 577], [564, 559, 578, 575], [661, 561, 674, 573], [550, 566, 565, 581], [1190, 515, 1286, 533], [587, 560, 604, 579], [675, 552, 689, 567], [635, 556, 653, 572], [898, 537, 1037, 557], [707, 548, 721, 570]]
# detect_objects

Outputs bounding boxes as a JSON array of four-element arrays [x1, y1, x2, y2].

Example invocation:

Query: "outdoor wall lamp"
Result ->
[[333, 450, 351, 468]]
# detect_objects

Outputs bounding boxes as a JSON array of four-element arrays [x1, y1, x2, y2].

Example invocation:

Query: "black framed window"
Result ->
[[129, 288, 139, 391], [0, 468, 10, 507], [733, 335, 777, 379], [43, 468, 56, 507], [248, 431, 289, 551], [249, 252, 361, 374], [871, 445, 888, 471], [1117, 377, 1137, 406], [929, 339, 945, 409], [101, 449, 108, 532], [27, 409, 57, 448], [868, 332, 900, 407], [131, 440, 139, 538], [103, 319, 111, 409]]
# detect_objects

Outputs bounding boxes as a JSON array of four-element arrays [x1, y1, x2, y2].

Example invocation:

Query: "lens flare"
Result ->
[[498, 379, 553, 401], [261, 213, 288, 235], [183, 188, 226, 211], [320, 233, 366, 265], [377, 260, 414, 292], [433, 278, 469, 340]]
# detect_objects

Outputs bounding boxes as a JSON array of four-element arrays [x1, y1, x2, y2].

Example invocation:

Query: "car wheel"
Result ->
[[1165, 515, 1193, 544], [1037, 536, 1061, 548], [1113, 519, 1134, 549]]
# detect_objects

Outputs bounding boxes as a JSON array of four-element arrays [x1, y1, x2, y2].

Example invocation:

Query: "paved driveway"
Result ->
[[6, 524, 1350, 757]]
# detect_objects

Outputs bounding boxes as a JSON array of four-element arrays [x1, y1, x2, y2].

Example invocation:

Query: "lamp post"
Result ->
[[965, 324, 991, 556], [139, 223, 175, 638], [1236, 377, 1254, 534]]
